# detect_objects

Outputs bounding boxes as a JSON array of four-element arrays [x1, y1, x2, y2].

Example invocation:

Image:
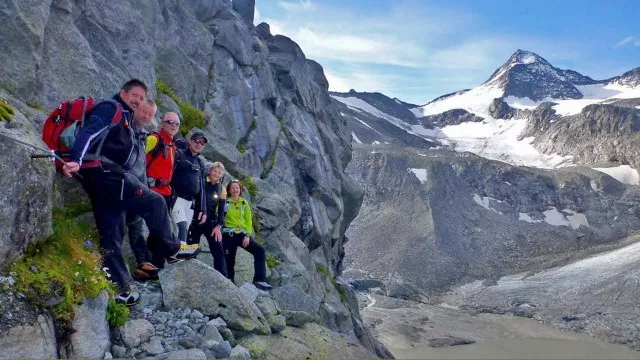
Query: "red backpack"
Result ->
[[42, 97, 122, 171]]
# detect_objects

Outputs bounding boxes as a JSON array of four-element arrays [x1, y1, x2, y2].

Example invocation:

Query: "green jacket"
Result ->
[[224, 197, 252, 235]]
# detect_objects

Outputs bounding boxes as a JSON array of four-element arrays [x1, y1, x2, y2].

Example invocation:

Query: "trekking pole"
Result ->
[[0, 131, 83, 179]]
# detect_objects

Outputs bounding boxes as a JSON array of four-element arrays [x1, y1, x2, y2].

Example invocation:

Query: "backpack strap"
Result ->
[[91, 99, 123, 159]]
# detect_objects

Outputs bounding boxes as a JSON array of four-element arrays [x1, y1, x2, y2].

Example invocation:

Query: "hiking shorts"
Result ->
[[172, 196, 194, 224]]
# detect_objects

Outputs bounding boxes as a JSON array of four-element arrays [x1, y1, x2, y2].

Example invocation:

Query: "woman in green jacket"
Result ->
[[222, 179, 272, 290]]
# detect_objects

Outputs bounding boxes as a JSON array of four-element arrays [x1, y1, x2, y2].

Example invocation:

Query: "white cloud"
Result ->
[[614, 36, 636, 49], [253, 7, 260, 24], [276, 0, 315, 12]]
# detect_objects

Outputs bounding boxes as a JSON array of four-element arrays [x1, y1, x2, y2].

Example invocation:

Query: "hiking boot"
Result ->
[[166, 256, 184, 264], [253, 281, 272, 291], [132, 262, 159, 281], [115, 291, 140, 306], [174, 242, 200, 260]]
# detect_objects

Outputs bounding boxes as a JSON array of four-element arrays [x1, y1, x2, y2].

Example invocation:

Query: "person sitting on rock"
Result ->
[[222, 179, 272, 290], [187, 161, 228, 276]]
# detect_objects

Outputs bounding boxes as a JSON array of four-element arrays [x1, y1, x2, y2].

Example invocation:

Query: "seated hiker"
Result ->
[[128, 112, 191, 280], [187, 162, 227, 276], [222, 179, 272, 290]]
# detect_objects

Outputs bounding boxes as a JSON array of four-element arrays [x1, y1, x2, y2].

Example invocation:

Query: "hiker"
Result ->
[[62, 79, 180, 305], [125, 99, 161, 280], [128, 111, 190, 280], [171, 132, 208, 258], [187, 162, 228, 276], [222, 179, 272, 290]]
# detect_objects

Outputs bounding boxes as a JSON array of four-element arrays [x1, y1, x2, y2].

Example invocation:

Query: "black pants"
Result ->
[[126, 195, 175, 267], [222, 232, 266, 283], [188, 221, 227, 277], [80, 169, 179, 291]]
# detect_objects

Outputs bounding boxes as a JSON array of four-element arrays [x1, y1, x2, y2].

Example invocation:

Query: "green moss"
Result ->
[[106, 298, 130, 327], [331, 277, 348, 304], [315, 264, 330, 277], [178, 101, 205, 136], [242, 177, 258, 198], [237, 143, 247, 154], [10, 207, 114, 322], [0, 99, 14, 122], [26, 101, 46, 111], [245, 342, 267, 359], [156, 79, 180, 103], [156, 79, 205, 135], [265, 253, 280, 269]]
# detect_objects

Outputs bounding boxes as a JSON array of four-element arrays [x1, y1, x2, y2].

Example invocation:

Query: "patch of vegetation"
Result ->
[[155, 79, 179, 103], [265, 253, 280, 269], [0, 99, 15, 122], [237, 143, 247, 154], [106, 298, 130, 327], [178, 101, 205, 136], [260, 153, 277, 180], [239, 175, 258, 198], [316, 264, 330, 277], [156, 79, 205, 135], [331, 277, 348, 304], [316, 264, 347, 303], [26, 101, 46, 111], [10, 207, 114, 323]]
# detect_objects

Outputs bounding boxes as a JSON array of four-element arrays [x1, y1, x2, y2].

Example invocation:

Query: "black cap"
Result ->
[[190, 131, 208, 143]]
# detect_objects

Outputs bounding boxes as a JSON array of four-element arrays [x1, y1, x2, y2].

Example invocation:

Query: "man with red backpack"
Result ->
[[63, 79, 179, 306]]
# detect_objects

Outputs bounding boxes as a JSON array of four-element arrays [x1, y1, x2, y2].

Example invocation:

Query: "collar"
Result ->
[[112, 94, 134, 113], [158, 129, 175, 144]]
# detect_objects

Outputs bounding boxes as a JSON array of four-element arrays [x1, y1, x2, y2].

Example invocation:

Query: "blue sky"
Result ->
[[255, 0, 640, 104]]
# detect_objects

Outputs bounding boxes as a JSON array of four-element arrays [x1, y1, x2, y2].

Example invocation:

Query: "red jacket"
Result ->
[[146, 129, 176, 196]]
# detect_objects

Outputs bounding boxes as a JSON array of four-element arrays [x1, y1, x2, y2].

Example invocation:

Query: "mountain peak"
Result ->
[[508, 49, 548, 66], [483, 50, 583, 101]]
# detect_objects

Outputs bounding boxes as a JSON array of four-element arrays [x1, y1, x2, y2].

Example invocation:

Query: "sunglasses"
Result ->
[[192, 139, 206, 145], [162, 120, 180, 125]]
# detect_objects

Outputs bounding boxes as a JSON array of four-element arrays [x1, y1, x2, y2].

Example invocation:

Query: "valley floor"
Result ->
[[358, 293, 640, 359]]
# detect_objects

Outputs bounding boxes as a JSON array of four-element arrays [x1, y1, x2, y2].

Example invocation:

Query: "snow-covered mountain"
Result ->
[[332, 50, 640, 183]]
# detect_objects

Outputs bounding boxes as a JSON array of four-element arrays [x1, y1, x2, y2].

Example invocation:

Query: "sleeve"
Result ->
[[146, 134, 159, 154], [198, 159, 207, 214], [70, 102, 118, 164], [244, 200, 253, 236], [216, 198, 226, 227]]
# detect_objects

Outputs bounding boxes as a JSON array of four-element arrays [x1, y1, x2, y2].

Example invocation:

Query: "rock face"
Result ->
[[344, 146, 640, 295], [0, 0, 388, 357], [0, 314, 57, 359], [521, 103, 640, 168], [68, 291, 111, 359], [331, 90, 420, 125], [0, 94, 54, 269]]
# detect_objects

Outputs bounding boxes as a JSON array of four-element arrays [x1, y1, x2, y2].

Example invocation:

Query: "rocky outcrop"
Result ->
[[522, 103, 640, 168], [344, 146, 640, 295], [159, 260, 270, 335], [488, 98, 530, 119], [421, 108, 484, 127]]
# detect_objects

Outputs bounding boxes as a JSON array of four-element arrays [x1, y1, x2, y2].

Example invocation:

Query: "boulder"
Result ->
[[155, 349, 207, 359], [69, 291, 110, 359], [120, 319, 154, 348], [0, 314, 57, 359], [159, 260, 270, 334]]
